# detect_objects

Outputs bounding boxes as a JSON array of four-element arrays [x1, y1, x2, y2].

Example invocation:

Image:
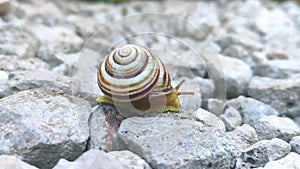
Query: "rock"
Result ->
[[0, 70, 80, 98], [226, 124, 258, 152], [254, 59, 300, 79], [219, 55, 253, 98], [0, 155, 38, 169], [290, 136, 300, 154], [0, 55, 49, 71], [198, 77, 214, 102], [0, 70, 9, 84], [220, 106, 242, 131], [26, 24, 83, 67], [248, 75, 300, 117], [118, 116, 237, 169], [226, 96, 279, 127], [53, 149, 128, 169], [0, 26, 38, 58], [0, 0, 10, 15], [193, 108, 226, 132], [259, 152, 300, 169], [0, 88, 91, 169], [202, 98, 224, 116], [254, 115, 300, 141], [108, 150, 152, 169], [88, 104, 126, 152], [238, 138, 291, 168]]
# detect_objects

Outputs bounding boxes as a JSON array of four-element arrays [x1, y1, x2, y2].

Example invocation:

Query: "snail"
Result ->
[[96, 44, 193, 113]]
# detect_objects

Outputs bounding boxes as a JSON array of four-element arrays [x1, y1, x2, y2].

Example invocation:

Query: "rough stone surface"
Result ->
[[0, 55, 49, 71], [220, 106, 242, 131], [0, 70, 80, 98], [108, 150, 152, 169], [203, 98, 224, 116], [193, 108, 226, 132], [258, 152, 300, 169], [0, 70, 9, 85], [219, 55, 253, 98], [254, 115, 300, 141], [254, 59, 300, 79], [118, 116, 237, 169], [88, 104, 126, 152], [248, 75, 300, 117], [53, 149, 128, 169], [226, 124, 258, 152], [226, 96, 279, 127], [290, 136, 300, 154], [0, 88, 91, 169], [0, 155, 38, 169], [0, 26, 38, 58], [238, 138, 291, 168]]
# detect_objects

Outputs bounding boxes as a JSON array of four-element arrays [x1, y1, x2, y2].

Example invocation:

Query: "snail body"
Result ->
[[96, 44, 192, 113]]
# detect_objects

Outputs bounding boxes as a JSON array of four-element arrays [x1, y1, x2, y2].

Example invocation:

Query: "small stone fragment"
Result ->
[[226, 124, 258, 152], [226, 96, 279, 127], [290, 136, 300, 154], [202, 98, 224, 116], [254, 115, 300, 141], [220, 106, 242, 131], [0, 155, 38, 169], [259, 152, 300, 169], [239, 138, 291, 168]]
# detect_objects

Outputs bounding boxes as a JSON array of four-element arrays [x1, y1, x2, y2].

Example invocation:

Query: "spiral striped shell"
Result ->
[[97, 44, 172, 102]]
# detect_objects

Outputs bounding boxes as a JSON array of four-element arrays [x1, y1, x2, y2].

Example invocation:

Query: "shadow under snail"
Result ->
[[96, 44, 193, 113]]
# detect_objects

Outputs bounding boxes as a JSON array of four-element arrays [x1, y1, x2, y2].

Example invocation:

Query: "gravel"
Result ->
[[1, 0, 300, 168]]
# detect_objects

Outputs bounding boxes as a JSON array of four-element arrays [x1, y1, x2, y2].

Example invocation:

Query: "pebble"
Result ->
[[290, 136, 300, 154], [259, 152, 300, 169], [248, 75, 300, 117], [226, 96, 279, 127], [226, 124, 258, 152], [0, 88, 91, 169], [220, 106, 242, 131], [0, 155, 38, 169], [202, 98, 225, 116], [0, 70, 8, 85], [0, 55, 49, 71], [254, 115, 300, 141], [219, 55, 253, 98], [0, 0, 10, 15], [0, 70, 80, 98], [118, 116, 237, 169], [254, 59, 300, 79], [239, 138, 291, 168], [0, 26, 38, 58]]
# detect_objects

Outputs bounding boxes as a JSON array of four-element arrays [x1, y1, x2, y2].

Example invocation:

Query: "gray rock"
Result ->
[[248, 75, 300, 117], [88, 104, 126, 152], [259, 152, 300, 169], [0, 88, 91, 169], [226, 124, 258, 152], [108, 150, 152, 169], [290, 136, 300, 154], [0, 55, 49, 71], [220, 106, 242, 131], [254, 59, 300, 79], [197, 78, 214, 102], [26, 24, 83, 66], [202, 98, 224, 116], [118, 116, 237, 169], [0, 0, 9, 15], [226, 96, 279, 127], [53, 149, 128, 169], [0, 26, 38, 58], [0, 155, 38, 169], [254, 115, 300, 141], [219, 55, 253, 98], [239, 138, 291, 168], [0, 70, 9, 85], [0, 70, 80, 98], [193, 108, 226, 132]]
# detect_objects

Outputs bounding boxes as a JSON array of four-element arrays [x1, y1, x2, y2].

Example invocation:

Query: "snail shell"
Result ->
[[97, 44, 192, 113], [97, 44, 172, 102]]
